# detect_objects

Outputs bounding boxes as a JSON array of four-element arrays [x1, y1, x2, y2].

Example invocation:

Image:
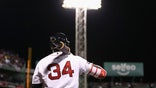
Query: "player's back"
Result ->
[[35, 52, 90, 88]]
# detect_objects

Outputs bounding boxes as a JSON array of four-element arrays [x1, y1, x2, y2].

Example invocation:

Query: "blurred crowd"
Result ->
[[0, 49, 25, 71], [0, 49, 26, 87]]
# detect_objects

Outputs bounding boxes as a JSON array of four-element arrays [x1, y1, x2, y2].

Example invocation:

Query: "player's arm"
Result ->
[[87, 63, 107, 79], [32, 63, 43, 88]]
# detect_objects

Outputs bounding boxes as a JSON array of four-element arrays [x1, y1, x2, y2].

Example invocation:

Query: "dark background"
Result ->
[[0, 0, 154, 82]]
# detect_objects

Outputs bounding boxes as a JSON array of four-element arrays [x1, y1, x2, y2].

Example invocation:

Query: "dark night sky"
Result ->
[[0, 0, 154, 82]]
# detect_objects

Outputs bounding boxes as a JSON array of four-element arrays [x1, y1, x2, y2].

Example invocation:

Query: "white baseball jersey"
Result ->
[[32, 51, 93, 88]]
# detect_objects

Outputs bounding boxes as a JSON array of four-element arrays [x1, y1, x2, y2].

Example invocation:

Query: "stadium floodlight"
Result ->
[[62, 0, 101, 9], [62, 0, 101, 88]]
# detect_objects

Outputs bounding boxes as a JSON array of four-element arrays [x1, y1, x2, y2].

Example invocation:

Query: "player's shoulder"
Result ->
[[74, 55, 85, 59], [51, 51, 63, 56], [45, 51, 62, 58], [69, 54, 87, 62], [68, 53, 80, 58], [37, 51, 62, 64]]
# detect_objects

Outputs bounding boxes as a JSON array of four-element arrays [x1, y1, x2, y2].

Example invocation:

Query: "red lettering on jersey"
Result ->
[[47, 61, 74, 80], [62, 61, 74, 77], [48, 63, 61, 80]]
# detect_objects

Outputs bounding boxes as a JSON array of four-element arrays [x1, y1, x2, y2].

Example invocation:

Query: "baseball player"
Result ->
[[32, 32, 107, 88]]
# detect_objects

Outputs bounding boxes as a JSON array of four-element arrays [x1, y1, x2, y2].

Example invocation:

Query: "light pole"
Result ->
[[62, 0, 101, 88]]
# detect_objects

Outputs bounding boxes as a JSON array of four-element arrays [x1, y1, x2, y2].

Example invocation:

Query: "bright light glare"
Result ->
[[62, 0, 101, 9]]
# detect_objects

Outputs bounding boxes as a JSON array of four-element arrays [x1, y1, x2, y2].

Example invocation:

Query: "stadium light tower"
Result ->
[[62, 0, 101, 88]]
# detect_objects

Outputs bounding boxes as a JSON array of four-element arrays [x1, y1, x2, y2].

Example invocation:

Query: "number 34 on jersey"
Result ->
[[47, 61, 74, 80]]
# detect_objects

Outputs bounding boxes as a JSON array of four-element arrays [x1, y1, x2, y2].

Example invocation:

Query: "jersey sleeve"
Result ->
[[77, 56, 93, 75], [77, 56, 107, 79], [32, 62, 42, 84]]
